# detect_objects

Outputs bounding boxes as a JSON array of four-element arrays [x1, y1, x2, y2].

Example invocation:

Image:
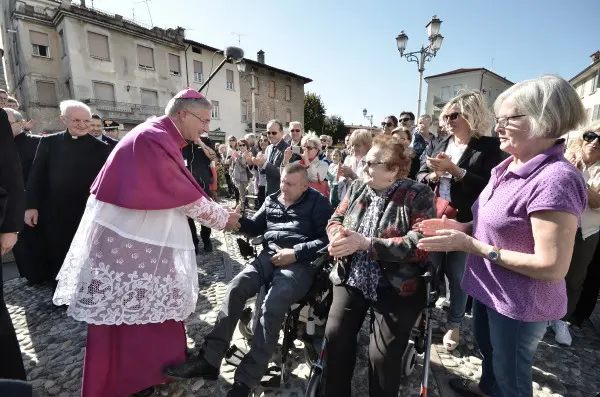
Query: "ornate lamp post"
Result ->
[[363, 108, 373, 132], [236, 60, 256, 137], [396, 15, 444, 119]]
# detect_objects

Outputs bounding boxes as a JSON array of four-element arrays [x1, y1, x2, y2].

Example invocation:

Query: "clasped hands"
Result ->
[[416, 215, 473, 253], [224, 206, 241, 232], [426, 152, 459, 180], [328, 227, 370, 258]]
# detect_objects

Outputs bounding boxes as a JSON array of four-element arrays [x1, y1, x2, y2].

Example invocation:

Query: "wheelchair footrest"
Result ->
[[259, 366, 281, 388], [224, 344, 248, 367]]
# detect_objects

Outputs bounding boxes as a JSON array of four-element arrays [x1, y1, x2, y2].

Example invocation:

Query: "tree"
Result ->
[[323, 115, 346, 145], [304, 92, 326, 134]]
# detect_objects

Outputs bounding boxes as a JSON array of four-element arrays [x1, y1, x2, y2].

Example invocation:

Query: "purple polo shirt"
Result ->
[[462, 141, 587, 322]]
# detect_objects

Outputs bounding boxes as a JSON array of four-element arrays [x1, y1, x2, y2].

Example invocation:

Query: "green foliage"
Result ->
[[304, 92, 326, 134], [323, 115, 346, 144]]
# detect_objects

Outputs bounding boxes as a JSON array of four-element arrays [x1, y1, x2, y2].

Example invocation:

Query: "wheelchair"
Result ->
[[225, 236, 334, 388], [304, 261, 441, 397]]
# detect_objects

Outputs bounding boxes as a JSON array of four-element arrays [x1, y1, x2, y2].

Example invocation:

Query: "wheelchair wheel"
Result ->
[[401, 340, 417, 377], [238, 307, 254, 340], [303, 338, 320, 367], [305, 370, 322, 397]]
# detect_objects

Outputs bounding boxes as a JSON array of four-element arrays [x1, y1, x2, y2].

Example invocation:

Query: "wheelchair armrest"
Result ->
[[250, 236, 264, 246]]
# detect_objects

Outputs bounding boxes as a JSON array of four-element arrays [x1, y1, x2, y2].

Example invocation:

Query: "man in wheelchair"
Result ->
[[165, 163, 334, 397]]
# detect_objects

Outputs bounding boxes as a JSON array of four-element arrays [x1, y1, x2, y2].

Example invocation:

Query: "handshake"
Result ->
[[224, 206, 242, 232]]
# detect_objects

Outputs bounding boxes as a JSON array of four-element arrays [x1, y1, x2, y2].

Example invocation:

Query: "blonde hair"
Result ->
[[442, 90, 492, 137], [565, 120, 600, 156], [349, 129, 373, 149]]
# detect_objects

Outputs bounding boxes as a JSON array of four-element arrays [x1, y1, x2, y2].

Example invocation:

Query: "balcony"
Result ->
[[83, 99, 161, 122]]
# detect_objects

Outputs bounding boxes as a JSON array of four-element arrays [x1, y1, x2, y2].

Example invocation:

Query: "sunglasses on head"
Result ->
[[291, 129, 301, 133], [583, 131, 600, 143], [268, 131, 279, 136], [381, 122, 394, 127]]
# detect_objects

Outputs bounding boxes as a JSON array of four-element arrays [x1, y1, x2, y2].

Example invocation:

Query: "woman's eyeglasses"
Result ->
[[364, 161, 388, 168], [443, 112, 462, 122], [381, 122, 394, 127], [494, 114, 526, 128], [583, 131, 600, 143]]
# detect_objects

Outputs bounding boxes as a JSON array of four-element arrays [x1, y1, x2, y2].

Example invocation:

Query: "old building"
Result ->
[[239, 50, 312, 135], [570, 51, 600, 122], [1, 0, 186, 134], [424, 68, 513, 126]]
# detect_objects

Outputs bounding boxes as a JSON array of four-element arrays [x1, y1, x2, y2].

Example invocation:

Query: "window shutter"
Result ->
[[30, 31, 49, 46], [36, 81, 57, 105], [169, 54, 180, 74], [594, 104, 600, 120], [137, 45, 154, 68], [193, 60, 203, 74], [141, 89, 159, 107], [88, 32, 110, 59], [93, 82, 115, 102]]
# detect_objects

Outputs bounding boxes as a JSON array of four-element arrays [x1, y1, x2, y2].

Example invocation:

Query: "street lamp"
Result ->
[[237, 60, 257, 137], [363, 108, 373, 132], [396, 15, 444, 119]]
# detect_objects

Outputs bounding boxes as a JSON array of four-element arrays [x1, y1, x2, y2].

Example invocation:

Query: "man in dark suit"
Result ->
[[250, 119, 289, 196], [182, 134, 218, 253], [89, 114, 119, 148], [0, 107, 27, 381]]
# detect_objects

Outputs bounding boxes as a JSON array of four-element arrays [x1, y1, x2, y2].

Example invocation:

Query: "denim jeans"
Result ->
[[431, 251, 469, 328], [473, 300, 548, 397]]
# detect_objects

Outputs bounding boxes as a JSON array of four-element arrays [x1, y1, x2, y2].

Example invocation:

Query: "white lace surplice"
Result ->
[[53, 195, 228, 325]]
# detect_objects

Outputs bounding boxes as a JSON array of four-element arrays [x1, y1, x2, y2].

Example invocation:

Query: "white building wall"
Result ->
[[184, 47, 244, 140]]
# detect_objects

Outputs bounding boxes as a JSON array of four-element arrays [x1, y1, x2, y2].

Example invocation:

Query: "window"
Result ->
[[441, 86, 451, 101], [578, 84, 585, 98], [591, 73, 598, 95], [168, 53, 181, 76], [286, 109, 291, 123], [212, 100, 220, 119], [193, 60, 203, 83], [58, 30, 65, 57], [36, 81, 57, 105], [268, 80, 275, 98], [254, 77, 260, 95], [88, 32, 110, 60], [594, 104, 600, 121], [141, 89, 159, 107], [285, 85, 291, 101], [453, 84, 464, 96], [192, 46, 202, 54], [137, 45, 154, 69], [241, 103, 248, 122], [30, 30, 50, 57], [93, 82, 115, 103], [226, 69, 234, 90]]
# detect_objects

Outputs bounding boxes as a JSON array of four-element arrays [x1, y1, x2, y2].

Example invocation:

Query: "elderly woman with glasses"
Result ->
[[416, 90, 505, 352], [323, 135, 434, 397], [282, 133, 329, 196], [418, 75, 587, 397]]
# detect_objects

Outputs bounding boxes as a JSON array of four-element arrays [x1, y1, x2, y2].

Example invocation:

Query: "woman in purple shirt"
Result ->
[[418, 75, 587, 397]]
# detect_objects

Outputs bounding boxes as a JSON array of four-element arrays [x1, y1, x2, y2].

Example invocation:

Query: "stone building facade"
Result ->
[[240, 50, 311, 135]]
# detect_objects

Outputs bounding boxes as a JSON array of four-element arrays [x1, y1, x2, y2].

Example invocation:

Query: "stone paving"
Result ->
[[3, 223, 600, 396]]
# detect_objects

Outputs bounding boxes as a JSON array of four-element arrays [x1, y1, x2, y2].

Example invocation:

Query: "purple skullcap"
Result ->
[[174, 88, 206, 99]]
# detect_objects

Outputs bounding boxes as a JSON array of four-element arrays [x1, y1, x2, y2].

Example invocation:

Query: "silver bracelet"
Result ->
[[454, 168, 467, 181]]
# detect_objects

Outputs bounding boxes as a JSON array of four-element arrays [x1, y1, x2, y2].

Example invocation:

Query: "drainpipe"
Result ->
[[479, 69, 488, 92], [183, 43, 191, 87]]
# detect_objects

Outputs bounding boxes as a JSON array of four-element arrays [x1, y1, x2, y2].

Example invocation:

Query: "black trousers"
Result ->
[[572, 239, 600, 325], [257, 186, 266, 208], [187, 217, 211, 247], [0, 257, 26, 381], [324, 283, 425, 397]]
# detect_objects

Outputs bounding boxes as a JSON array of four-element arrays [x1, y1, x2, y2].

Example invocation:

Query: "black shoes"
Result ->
[[226, 382, 250, 397], [163, 354, 219, 380], [204, 240, 214, 253]]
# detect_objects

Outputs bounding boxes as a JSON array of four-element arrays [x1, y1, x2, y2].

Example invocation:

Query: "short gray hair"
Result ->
[[59, 100, 91, 117], [3, 107, 24, 122], [494, 75, 586, 139], [244, 133, 256, 141], [289, 121, 302, 129], [301, 133, 322, 152], [165, 96, 213, 117], [267, 119, 283, 132], [283, 162, 309, 181]]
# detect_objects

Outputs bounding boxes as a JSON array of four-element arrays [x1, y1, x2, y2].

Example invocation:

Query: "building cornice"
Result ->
[[570, 62, 600, 85]]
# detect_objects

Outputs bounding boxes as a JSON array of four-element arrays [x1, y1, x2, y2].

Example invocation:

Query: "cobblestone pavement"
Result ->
[[4, 226, 600, 396]]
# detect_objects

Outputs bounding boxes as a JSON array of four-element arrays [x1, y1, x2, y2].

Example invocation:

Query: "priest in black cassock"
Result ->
[[24, 100, 111, 284], [0, 107, 27, 381], [5, 108, 43, 283]]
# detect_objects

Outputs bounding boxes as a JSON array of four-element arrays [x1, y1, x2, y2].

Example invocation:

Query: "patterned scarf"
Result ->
[[347, 180, 403, 301]]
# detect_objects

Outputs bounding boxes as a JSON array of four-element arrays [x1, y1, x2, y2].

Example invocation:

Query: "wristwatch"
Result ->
[[487, 246, 501, 261]]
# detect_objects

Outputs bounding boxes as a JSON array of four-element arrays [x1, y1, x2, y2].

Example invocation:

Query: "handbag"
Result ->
[[434, 184, 458, 219]]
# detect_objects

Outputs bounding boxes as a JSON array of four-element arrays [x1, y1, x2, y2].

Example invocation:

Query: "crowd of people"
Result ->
[[0, 73, 599, 397]]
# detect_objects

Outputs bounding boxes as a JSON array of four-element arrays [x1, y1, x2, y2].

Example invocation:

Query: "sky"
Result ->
[[85, 0, 599, 126]]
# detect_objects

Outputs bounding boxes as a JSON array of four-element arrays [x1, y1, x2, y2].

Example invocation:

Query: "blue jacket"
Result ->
[[239, 187, 333, 263]]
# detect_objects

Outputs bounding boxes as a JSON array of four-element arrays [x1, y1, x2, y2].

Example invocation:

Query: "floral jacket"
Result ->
[[327, 179, 435, 295]]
